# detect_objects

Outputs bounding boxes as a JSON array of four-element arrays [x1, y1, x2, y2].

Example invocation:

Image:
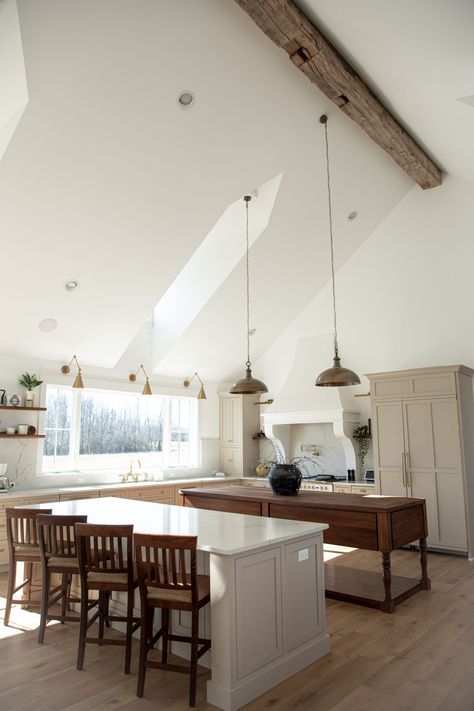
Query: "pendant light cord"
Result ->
[[321, 116, 339, 360], [244, 195, 251, 369]]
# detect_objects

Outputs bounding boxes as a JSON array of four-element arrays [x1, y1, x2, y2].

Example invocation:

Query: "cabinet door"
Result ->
[[220, 397, 233, 444], [220, 396, 242, 446], [220, 446, 242, 476], [373, 401, 406, 496]]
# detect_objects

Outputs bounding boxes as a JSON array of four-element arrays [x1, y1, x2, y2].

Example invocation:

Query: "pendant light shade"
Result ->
[[230, 195, 268, 395], [61, 355, 85, 389], [315, 115, 360, 388], [230, 366, 268, 395]]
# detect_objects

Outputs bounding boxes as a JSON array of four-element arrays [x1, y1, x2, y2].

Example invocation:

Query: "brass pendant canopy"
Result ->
[[315, 115, 360, 389], [230, 366, 268, 395], [230, 195, 268, 395], [61, 355, 85, 389]]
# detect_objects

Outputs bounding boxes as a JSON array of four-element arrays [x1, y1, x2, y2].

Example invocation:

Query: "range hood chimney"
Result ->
[[263, 335, 360, 470]]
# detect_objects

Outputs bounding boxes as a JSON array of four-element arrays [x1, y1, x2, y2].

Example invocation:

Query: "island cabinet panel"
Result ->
[[236, 547, 282, 679], [184, 494, 262, 517], [282, 537, 324, 653], [269, 503, 379, 550], [390, 506, 427, 549]]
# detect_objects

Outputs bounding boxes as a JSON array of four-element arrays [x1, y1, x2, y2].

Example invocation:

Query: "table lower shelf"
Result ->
[[324, 563, 423, 613]]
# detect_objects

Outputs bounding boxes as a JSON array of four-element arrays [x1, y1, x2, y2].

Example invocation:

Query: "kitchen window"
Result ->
[[43, 385, 198, 472]]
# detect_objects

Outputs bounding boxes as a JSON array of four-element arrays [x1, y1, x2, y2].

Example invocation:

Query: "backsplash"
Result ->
[[289, 423, 346, 477]]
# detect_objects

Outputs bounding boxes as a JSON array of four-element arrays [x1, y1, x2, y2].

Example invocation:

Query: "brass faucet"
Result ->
[[128, 458, 142, 482]]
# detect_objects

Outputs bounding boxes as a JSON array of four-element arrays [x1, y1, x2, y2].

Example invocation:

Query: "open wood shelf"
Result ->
[[0, 405, 46, 412], [0, 434, 45, 439]]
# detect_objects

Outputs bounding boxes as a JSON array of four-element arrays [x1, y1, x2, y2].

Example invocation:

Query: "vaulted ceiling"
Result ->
[[1, 0, 470, 382]]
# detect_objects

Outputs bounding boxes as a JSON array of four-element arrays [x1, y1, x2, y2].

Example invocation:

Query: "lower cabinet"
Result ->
[[220, 446, 243, 477], [127, 486, 174, 505]]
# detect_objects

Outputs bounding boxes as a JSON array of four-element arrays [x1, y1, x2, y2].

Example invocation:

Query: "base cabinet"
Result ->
[[368, 365, 474, 554]]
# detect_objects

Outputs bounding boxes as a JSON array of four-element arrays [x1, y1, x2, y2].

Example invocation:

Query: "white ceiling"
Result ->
[[3, 0, 463, 381], [297, 0, 474, 183]]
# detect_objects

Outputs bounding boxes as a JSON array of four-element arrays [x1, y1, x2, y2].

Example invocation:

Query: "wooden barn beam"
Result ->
[[234, 0, 442, 189]]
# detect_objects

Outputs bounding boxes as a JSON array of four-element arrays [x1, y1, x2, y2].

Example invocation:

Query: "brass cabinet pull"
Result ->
[[401, 452, 406, 487]]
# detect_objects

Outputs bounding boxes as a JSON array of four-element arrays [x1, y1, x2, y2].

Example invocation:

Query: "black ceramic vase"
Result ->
[[268, 463, 302, 496]]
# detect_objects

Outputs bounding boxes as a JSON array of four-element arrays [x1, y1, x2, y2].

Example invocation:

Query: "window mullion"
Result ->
[[71, 389, 81, 470]]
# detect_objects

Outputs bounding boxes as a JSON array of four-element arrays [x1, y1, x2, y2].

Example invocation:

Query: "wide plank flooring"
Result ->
[[1, 548, 474, 710]]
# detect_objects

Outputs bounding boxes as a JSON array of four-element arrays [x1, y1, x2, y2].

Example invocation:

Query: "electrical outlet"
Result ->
[[298, 548, 309, 562]]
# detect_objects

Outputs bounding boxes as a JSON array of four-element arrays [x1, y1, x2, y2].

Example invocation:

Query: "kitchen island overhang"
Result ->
[[18, 497, 330, 711]]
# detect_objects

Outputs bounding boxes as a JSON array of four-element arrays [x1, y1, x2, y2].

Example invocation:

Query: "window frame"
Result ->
[[41, 383, 198, 474]]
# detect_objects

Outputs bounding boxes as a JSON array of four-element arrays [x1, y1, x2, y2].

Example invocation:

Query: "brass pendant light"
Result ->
[[61, 355, 85, 389], [316, 115, 360, 388], [230, 195, 268, 395]]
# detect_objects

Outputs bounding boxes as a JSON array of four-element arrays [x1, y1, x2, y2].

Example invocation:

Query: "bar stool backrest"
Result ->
[[37, 514, 88, 562], [76, 523, 134, 578], [6, 508, 53, 554], [134, 533, 198, 602]]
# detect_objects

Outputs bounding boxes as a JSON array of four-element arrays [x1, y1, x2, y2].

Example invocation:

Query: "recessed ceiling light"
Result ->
[[38, 318, 58, 333], [64, 279, 79, 291], [347, 211, 358, 221], [178, 90, 195, 109]]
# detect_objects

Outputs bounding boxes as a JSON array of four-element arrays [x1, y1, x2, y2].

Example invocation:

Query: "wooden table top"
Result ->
[[180, 485, 426, 514]]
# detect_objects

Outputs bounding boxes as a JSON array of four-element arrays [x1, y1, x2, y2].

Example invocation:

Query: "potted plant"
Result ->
[[352, 424, 371, 471], [18, 372, 43, 407]]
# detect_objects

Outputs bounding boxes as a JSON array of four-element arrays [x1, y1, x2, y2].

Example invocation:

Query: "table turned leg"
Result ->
[[419, 537, 431, 590], [381, 552, 395, 613]]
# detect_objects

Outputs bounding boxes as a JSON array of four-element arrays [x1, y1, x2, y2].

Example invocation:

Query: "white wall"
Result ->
[[257, 174, 474, 422], [0, 352, 222, 488]]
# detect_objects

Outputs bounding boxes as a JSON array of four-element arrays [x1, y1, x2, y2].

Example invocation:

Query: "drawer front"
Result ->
[[351, 486, 372, 495], [127, 487, 174, 501], [333, 484, 351, 494], [59, 492, 100, 501], [269, 504, 379, 550], [184, 494, 262, 517]]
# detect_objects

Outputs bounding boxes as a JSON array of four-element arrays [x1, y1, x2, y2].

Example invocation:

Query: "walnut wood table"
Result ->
[[181, 486, 431, 613]]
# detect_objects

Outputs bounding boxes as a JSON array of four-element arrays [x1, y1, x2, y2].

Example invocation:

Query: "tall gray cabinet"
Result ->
[[368, 365, 474, 557]]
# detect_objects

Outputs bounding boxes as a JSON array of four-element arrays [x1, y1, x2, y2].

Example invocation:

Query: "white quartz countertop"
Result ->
[[19, 496, 328, 556], [0, 476, 239, 499]]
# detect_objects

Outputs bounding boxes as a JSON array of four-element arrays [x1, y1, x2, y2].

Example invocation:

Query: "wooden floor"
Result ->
[[1, 548, 474, 710]]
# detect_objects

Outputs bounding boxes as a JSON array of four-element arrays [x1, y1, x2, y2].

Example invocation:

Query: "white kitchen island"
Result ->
[[23, 497, 330, 711]]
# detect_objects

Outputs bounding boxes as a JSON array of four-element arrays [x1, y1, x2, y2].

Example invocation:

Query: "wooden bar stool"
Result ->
[[134, 533, 211, 707], [75, 523, 140, 674], [4, 507, 52, 626], [37, 513, 87, 644]]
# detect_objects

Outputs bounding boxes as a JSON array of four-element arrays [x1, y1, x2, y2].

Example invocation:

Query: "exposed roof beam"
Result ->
[[234, 0, 442, 189]]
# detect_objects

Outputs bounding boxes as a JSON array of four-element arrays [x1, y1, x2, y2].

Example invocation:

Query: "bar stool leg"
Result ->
[[60, 574, 68, 623], [98, 592, 105, 640], [24, 562, 33, 607], [136, 608, 148, 697], [124, 588, 134, 674], [38, 568, 50, 644], [189, 609, 199, 707], [76, 582, 89, 670], [4, 559, 17, 626], [161, 609, 169, 664]]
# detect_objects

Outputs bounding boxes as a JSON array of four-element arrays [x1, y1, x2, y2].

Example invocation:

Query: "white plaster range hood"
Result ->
[[263, 336, 360, 471]]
